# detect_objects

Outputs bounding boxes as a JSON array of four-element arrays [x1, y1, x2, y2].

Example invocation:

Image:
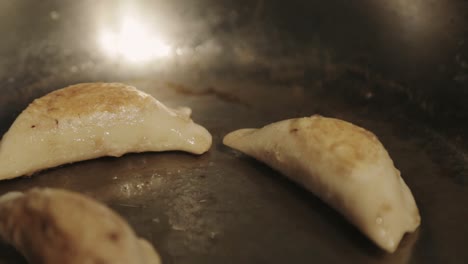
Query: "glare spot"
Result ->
[[50, 11, 60, 20], [99, 17, 172, 62], [70, 65, 78, 73], [376, 217, 383, 225], [176, 48, 184, 56]]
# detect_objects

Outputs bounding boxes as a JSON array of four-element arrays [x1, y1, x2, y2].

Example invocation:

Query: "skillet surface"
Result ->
[[0, 1, 467, 263]]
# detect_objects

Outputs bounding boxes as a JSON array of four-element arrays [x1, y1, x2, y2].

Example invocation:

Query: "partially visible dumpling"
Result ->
[[0, 82, 212, 180], [223, 115, 420, 253], [0, 188, 161, 264]]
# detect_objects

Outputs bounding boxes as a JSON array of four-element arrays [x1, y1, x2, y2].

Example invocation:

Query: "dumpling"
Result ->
[[0, 82, 212, 180], [0, 188, 161, 264], [223, 115, 420, 253]]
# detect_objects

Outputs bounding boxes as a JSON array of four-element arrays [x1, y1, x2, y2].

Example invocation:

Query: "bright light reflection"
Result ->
[[99, 17, 171, 62]]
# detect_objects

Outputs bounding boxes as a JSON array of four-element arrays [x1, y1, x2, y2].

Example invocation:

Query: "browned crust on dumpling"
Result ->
[[288, 115, 383, 169], [26, 83, 154, 119]]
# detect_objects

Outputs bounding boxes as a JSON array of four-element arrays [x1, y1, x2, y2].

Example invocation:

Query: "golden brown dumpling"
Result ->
[[0, 82, 212, 180], [223, 115, 420, 253], [0, 188, 161, 264]]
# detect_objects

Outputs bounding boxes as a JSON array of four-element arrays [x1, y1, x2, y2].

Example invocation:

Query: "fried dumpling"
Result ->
[[223, 115, 420, 253], [0, 188, 161, 264], [0, 82, 212, 180]]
